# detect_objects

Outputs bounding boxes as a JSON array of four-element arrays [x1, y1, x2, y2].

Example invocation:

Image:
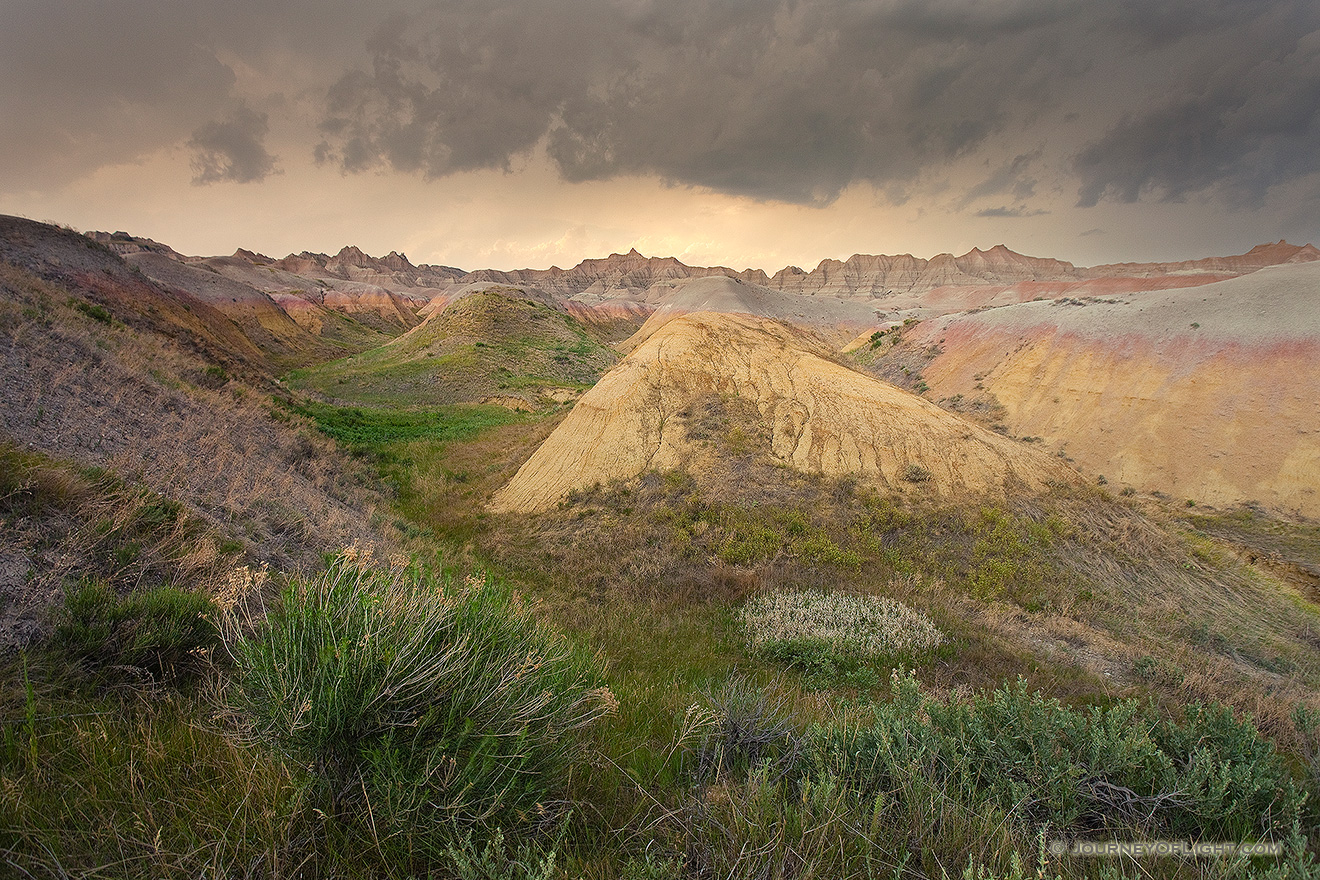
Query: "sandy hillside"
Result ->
[[491, 311, 1074, 513], [619, 275, 881, 353], [125, 252, 331, 367], [903, 262, 1320, 516]]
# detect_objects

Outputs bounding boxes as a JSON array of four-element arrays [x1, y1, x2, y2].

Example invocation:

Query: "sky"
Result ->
[[3, 0, 1319, 272]]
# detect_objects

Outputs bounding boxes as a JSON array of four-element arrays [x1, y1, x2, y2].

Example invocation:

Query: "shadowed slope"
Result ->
[[125, 252, 338, 369], [0, 216, 275, 378]]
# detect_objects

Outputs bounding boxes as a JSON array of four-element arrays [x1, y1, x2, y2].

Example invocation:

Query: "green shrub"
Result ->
[[442, 825, 564, 880], [52, 580, 219, 680], [1153, 702, 1302, 838], [902, 463, 931, 482], [227, 554, 613, 853], [201, 364, 229, 386], [69, 298, 113, 324], [810, 671, 1304, 840]]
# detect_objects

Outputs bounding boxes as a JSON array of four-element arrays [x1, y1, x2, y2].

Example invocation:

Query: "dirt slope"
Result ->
[[491, 312, 1074, 513], [900, 262, 1320, 516], [0, 258, 385, 579], [125, 252, 336, 369], [0, 216, 278, 379]]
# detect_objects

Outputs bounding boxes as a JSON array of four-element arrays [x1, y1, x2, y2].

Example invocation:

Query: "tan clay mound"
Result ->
[[490, 312, 1075, 513], [618, 275, 881, 354], [904, 262, 1320, 516]]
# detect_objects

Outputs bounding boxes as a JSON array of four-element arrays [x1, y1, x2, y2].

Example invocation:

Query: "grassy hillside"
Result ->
[[7, 450, 1317, 878], [285, 288, 617, 408], [2, 225, 1318, 878]]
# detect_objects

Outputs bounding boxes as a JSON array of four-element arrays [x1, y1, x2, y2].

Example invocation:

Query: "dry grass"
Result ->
[[0, 261, 399, 654], [0, 263, 389, 573], [472, 449, 1320, 762]]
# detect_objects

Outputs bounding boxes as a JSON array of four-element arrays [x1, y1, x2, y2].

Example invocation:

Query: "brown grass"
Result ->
[[0, 261, 398, 649]]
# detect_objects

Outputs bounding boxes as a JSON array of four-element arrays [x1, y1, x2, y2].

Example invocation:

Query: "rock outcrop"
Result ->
[[490, 312, 1074, 513], [900, 261, 1320, 517]]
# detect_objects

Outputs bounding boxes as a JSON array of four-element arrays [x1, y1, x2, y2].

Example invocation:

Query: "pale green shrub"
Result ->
[[741, 588, 945, 659]]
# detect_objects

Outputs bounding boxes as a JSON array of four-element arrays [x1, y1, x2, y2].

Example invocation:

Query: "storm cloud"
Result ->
[[317, 0, 1084, 205], [1075, 6, 1320, 207], [4, 0, 1319, 216], [975, 206, 1049, 218], [189, 105, 279, 184]]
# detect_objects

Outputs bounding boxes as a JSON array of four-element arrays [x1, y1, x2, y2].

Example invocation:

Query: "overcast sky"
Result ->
[[3, 0, 1318, 270]]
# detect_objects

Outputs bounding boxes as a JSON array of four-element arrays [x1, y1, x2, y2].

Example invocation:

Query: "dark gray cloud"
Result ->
[[975, 205, 1048, 218], [189, 105, 279, 184], [312, 0, 1320, 210], [1109, 0, 1266, 49], [4, 0, 1318, 218], [960, 149, 1043, 209], [0, 1, 235, 190], [1074, 5, 1320, 207], [318, 0, 1087, 204], [0, 0, 403, 193]]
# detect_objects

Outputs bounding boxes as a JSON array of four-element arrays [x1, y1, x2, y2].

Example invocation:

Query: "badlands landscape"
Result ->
[[2, 214, 1319, 877]]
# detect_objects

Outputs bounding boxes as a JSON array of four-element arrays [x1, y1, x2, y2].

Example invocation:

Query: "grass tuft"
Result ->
[[226, 553, 615, 856], [53, 580, 219, 682]]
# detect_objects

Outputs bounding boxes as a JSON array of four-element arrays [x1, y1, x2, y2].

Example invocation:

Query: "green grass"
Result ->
[[53, 580, 219, 682], [0, 670, 314, 879], [283, 291, 616, 408], [228, 553, 612, 860], [288, 400, 526, 448]]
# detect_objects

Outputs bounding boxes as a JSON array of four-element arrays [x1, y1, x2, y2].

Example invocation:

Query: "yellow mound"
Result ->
[[907, 262, 1320, 516], [490, 313, 1074, 513]]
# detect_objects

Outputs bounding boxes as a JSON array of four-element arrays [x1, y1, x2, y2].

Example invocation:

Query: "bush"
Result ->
[[1153, 702, 1303, 838], [442, 825, 564, 880], [902, 463, 931, 482], [810, 671, 1304, 840], [743, 589, 945, 660], [694, 676, 801, 782], [52, 580, 219, 680], [69, 298, 113, 324], [226, 554, 614, 855]]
